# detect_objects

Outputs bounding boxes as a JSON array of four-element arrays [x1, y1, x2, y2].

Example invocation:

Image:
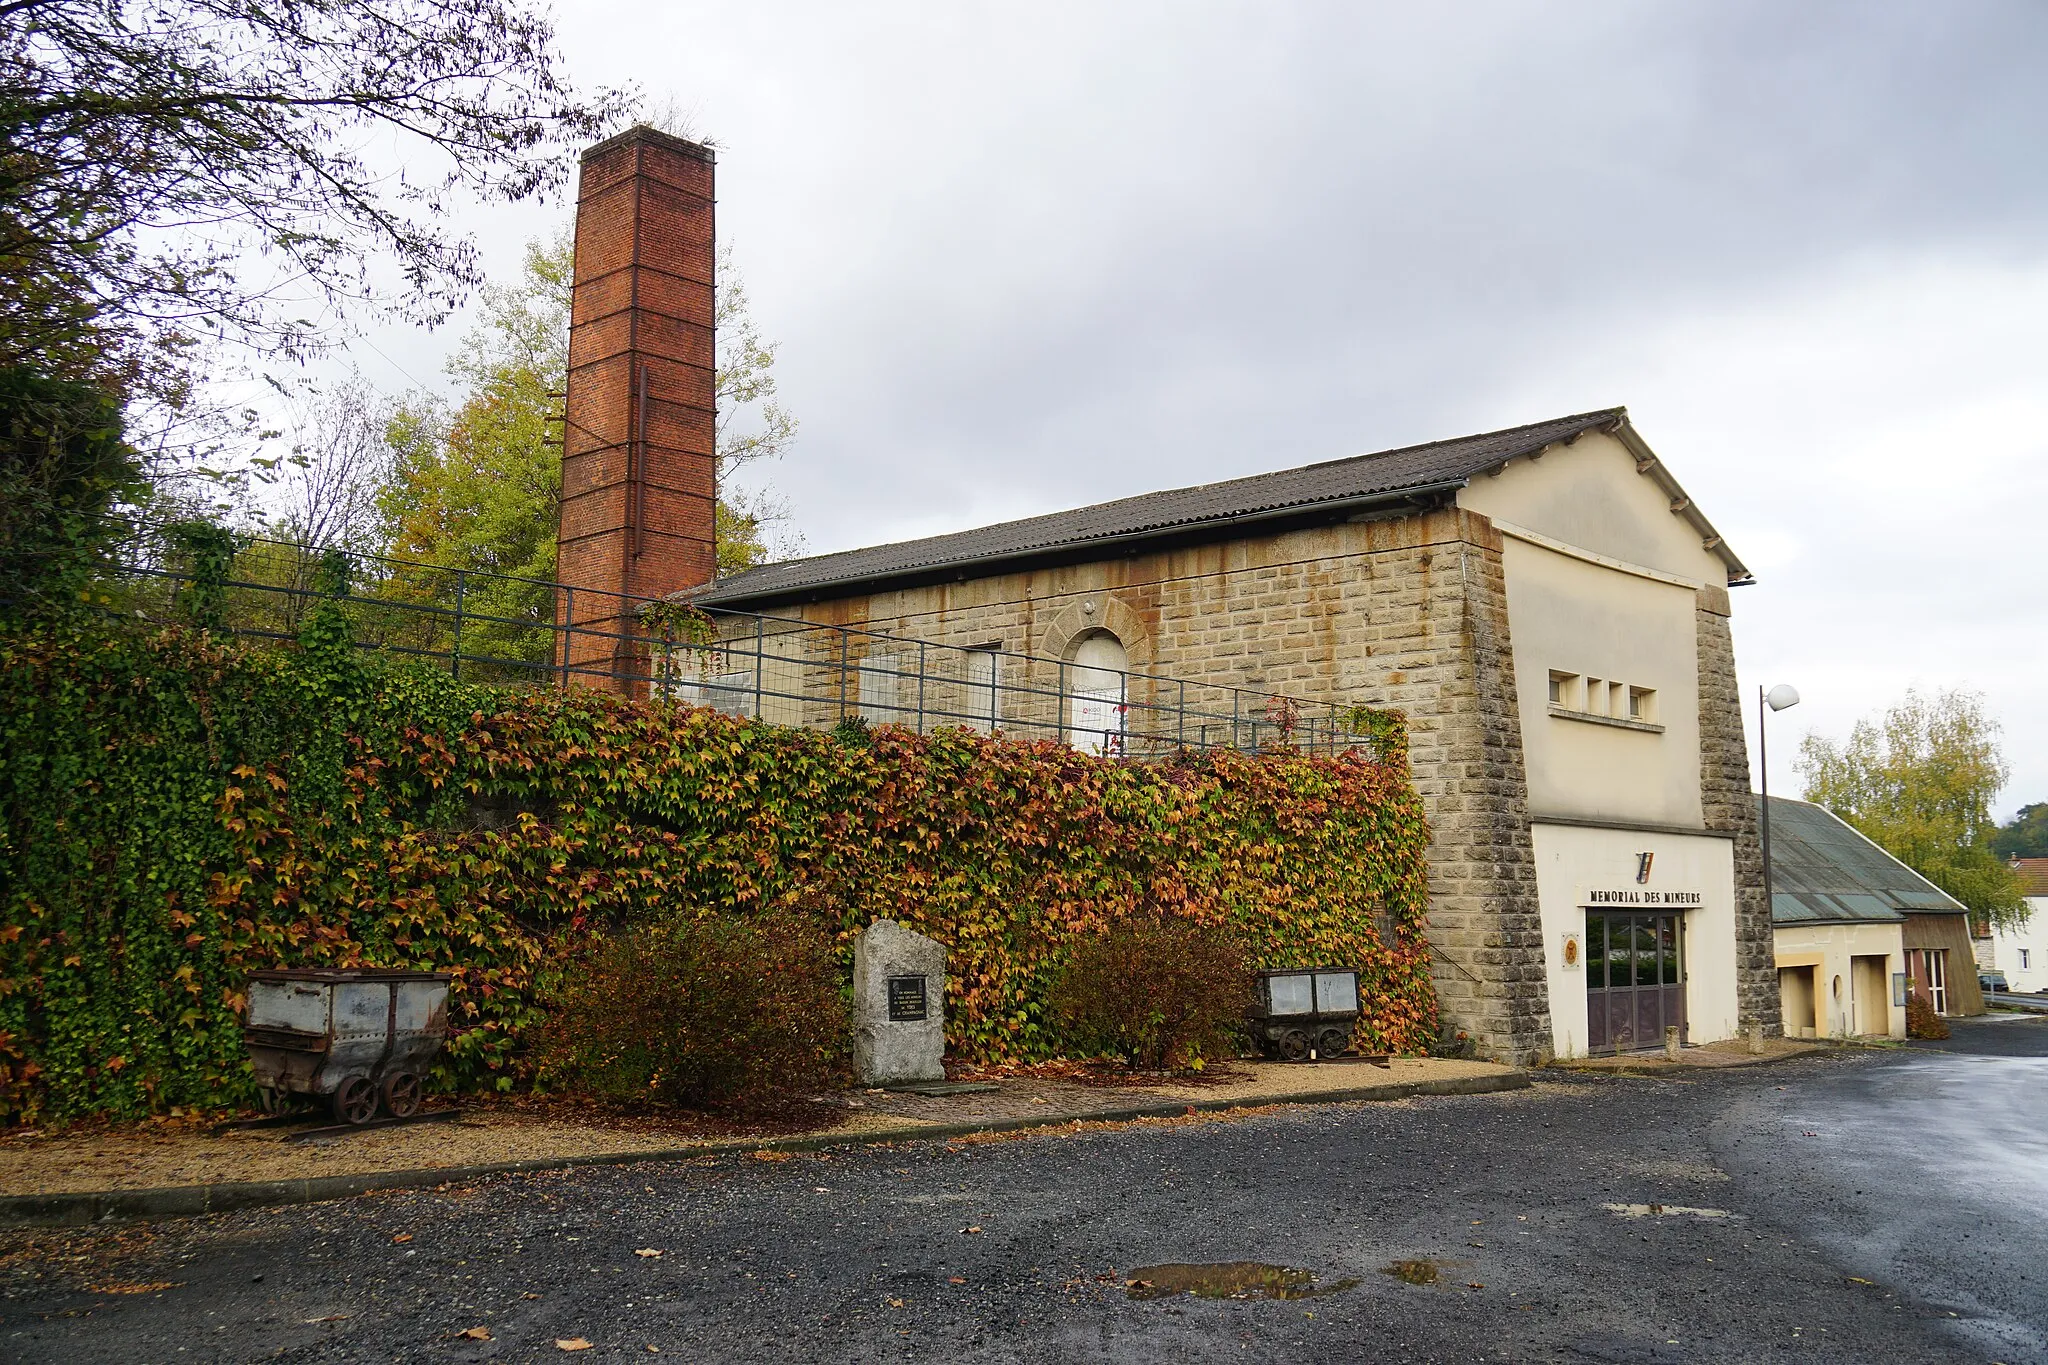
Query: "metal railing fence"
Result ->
[[78, 525, 1392, 759]]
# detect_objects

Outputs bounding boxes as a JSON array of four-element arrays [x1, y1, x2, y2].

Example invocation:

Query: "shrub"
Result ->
[[1904, 990, 1950, 1041], [1048, 916, 1253, 1070], [535, 913, 848, 1110]]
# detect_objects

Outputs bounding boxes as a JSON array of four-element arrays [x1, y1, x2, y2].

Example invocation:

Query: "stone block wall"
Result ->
[[728, 506, 1556, 1063], [1694, 586, 1781, 1036]]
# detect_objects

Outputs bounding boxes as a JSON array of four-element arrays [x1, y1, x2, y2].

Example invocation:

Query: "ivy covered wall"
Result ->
[[0, 620, 1436, 1122]]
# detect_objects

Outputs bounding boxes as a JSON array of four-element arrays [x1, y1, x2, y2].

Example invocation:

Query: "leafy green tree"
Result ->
[[1799, 687, 2027, 929], [378, 229, 800, 630], [1993, 804, 2048, 861]]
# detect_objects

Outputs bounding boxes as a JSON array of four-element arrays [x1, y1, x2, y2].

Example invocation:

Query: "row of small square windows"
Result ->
[[1548, 670, 1657, 723]]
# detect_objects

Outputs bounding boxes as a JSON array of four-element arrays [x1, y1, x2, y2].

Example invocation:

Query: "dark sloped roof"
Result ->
[[1767, 796, 1966, 925], [698, 408, 1627, 608], [2011, 857, 2048, 898]]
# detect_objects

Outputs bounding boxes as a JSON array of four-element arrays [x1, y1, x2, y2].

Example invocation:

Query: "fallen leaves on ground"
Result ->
[[947, 1276, 966, 1284], [391, 1233, 413, 1244], [635, 1249, 663, 1259], [556, 1339, 593, 1352], [456, 1326, 492, 1341], [960, 1225, 982, 1235], [88, 1281, 180, 1295]]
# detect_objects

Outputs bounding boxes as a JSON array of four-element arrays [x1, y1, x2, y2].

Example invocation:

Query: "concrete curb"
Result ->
[[0, 1070, 1529, 1230], [1546, 1045, 1854, 1079]]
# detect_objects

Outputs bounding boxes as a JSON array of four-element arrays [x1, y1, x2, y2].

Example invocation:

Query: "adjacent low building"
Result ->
[[1767, 795, 1983, 1035]]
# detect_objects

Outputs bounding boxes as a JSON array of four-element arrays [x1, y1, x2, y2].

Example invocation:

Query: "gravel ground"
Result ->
[[0, 1047, 2032, 1363], [0, 1058, 1501, 1197]]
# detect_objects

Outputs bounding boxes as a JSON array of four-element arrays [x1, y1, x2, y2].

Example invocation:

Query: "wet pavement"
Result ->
[[2, 1024, 2045, 1363]]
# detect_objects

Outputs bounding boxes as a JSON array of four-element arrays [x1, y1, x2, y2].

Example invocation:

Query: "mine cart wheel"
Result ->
[[1278, 1029, 1312, 1061], [380, 1071, 422, 1119], [1317, 1027, 1351, 1057], [332, 1075, 378, 1126]]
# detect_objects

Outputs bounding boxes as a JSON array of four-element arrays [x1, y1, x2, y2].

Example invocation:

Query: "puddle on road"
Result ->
[[1601, 1202, 1739, 1220], [1124, 1262, 1360, 1301], [1381, 1258, 1459, 1286]]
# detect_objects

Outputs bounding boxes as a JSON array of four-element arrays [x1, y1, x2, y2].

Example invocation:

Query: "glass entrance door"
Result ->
[[1586, 912, 1687, 1053], [1908, 948, 1950, 1015]]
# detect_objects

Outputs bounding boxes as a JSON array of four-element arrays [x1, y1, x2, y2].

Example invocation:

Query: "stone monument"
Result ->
[[853, 919, 947, 1086]]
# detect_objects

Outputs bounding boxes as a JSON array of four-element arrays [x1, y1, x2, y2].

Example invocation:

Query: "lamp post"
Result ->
[[1758, 683, 1801, 915]]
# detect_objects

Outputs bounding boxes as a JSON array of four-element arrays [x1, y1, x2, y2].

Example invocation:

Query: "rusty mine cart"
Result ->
[[1248, 967, 1362, 1060], [242, 968, 452, 1125]]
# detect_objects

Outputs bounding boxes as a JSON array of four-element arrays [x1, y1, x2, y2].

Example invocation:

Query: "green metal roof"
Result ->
[[1767, 796, 1965, 925]]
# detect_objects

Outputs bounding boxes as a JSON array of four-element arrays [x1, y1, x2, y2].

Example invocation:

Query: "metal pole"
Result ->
[[560, 586, 574, 689], [838, 629, 849, 721], [917, 641, 928, 734], [452, 571, 465, 681], [1058, 659, 1068, 747], [753, 615, 765, 721], [1759, 685, 1773, 919]]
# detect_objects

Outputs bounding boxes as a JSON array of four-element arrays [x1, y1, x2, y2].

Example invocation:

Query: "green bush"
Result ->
[[1048, 916, 1253, 1070], [1905, 991, 1950, 1041], [534, 913, 848, 1110], [0, 366, 144, 615]]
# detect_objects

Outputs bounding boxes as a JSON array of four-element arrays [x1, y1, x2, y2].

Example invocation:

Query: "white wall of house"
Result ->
[[1982, 898, 2048, 993], [1773, 922, 1906, 1039], [1533, 822, 1740, 1059]]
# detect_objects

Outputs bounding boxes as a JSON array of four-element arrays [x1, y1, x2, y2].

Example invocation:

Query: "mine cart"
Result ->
[[243, 969, 451, 1124], [1247, 967, 1360, 1060]]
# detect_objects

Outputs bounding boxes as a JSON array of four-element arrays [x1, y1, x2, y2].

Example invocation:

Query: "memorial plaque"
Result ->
[[853, 919, 948, 1085], [887, 974, 929, 1022]]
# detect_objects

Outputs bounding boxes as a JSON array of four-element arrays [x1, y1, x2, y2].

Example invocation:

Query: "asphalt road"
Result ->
[[5, 1025, 2047, 1364]]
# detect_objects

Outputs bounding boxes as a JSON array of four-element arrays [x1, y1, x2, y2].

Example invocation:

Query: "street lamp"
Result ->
[[1758, 684, 1801, 918]]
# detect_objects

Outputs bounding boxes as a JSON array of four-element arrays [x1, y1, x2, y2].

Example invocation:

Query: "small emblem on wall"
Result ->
[[1561, 932, 1582, 970], [1636, 852, 1655, 884]]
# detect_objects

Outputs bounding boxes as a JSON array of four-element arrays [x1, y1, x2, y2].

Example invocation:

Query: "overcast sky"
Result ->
[[356, 1, 2048, 815]]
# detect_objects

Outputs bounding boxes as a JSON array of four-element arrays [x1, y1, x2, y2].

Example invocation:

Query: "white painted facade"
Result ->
[[1772, 921, 1906, 1039], [1979, 898, 2048, 994], [1532, 824, 1740, 1059], [1460, 433, 1748, 1059]]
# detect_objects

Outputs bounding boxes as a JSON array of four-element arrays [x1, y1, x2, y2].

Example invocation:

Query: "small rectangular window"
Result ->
[[2022, 949, 2032, 970], [859, 652, 904, 725], [1627, 686, 1656, 722], [1548, 670, 1576, 707]]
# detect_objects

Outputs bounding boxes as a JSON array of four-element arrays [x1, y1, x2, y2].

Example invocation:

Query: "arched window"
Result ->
[[1067, 631, 1127, 755]]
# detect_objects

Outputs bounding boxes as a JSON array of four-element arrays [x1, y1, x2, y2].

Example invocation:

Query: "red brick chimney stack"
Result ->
[[557, 126, 718, 689]]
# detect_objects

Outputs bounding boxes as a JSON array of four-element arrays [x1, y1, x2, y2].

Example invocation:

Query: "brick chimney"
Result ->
[[557, 126, 718, 690]]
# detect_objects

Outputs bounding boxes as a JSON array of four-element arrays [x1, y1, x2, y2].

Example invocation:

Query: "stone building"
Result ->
[[554, 126, 1780, 1063]]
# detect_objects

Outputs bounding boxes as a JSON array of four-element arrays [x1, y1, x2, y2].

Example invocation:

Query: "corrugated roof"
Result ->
[[1767, 796, 1966, 925], [698, 409, 1635, 608], [2011, 857, 2048, 898]]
